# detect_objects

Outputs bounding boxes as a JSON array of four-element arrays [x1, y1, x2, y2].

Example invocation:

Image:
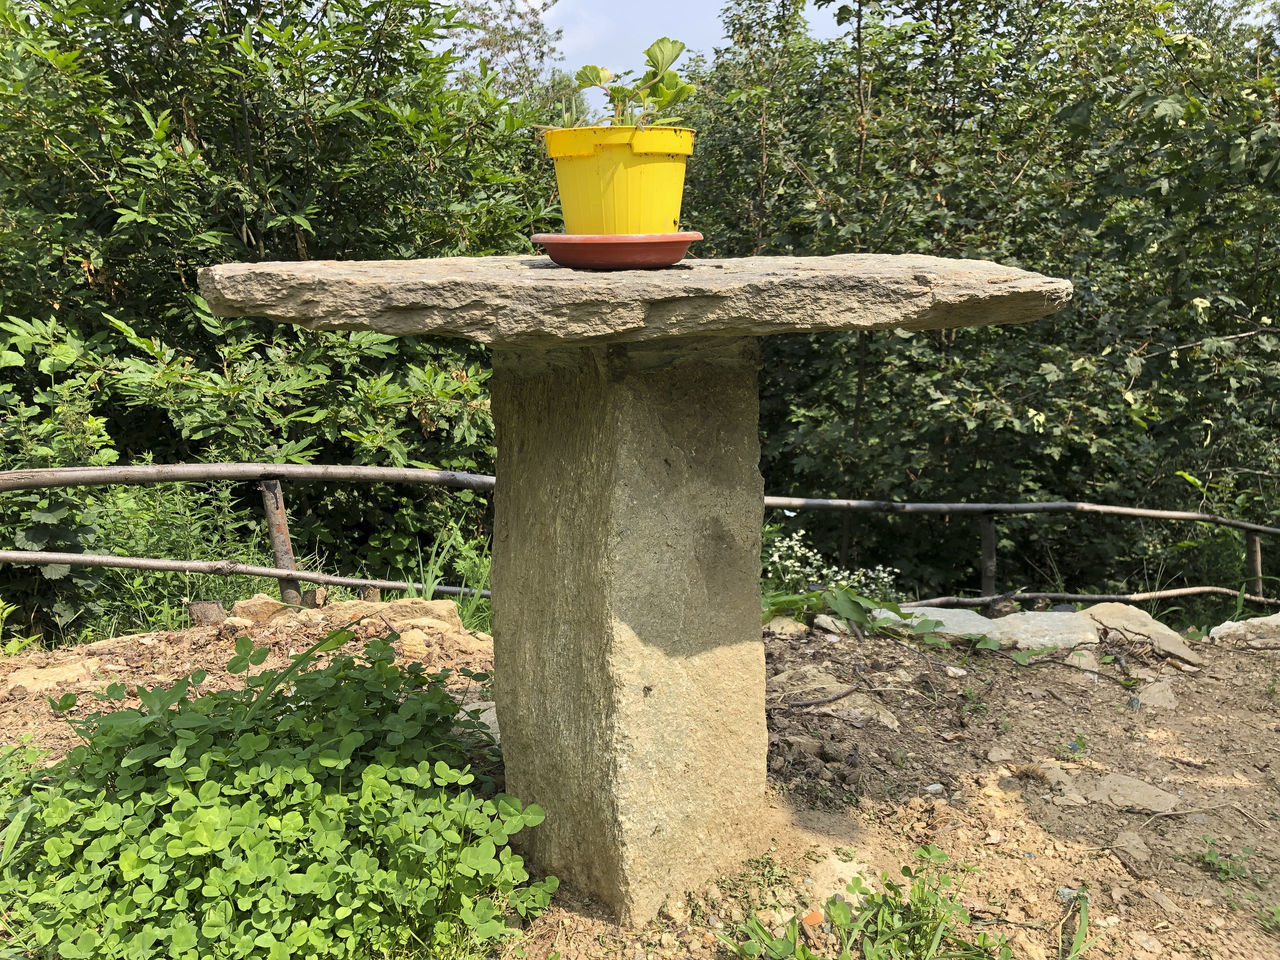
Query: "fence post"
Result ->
[[1247, 531, 1264, 598], [259, 479, 303, 606], [980, 514, 997, 597]]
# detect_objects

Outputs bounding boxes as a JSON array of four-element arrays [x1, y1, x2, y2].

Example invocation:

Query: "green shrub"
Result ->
[[0, 0, 558, 641], [0, 633, 556, 959]]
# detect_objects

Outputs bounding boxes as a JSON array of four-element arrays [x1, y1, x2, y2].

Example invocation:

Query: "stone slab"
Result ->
[[198, 254, 1072, 347], [1084, 602, 1203, 665], [490, 337, 767, 924]]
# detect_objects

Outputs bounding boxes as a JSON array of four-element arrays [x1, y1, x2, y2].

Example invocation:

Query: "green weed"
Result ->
[[1259, 901, 1280, 935], [0, 631, 555, 959], [1197, 836, 1267, 887], [719, 845, 1011, 959]]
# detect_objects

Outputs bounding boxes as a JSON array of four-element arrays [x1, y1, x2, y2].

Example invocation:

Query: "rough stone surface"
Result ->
[[1087, 774, 1180, 813], [1084, 602, 1204, 665], [186, 600, 227, 625], [1209, 611, 1280, 647], [490, 338, 767, 924], [881, 607, 1097, 650], [886, 606, 996, 640], [229, 593, 291, 622], [1138, 679, 1179, 710], [198, 254, 1072, 347], [323, 597, 463, 630], [764, 616, 808, 638], [1, 658, 100, 698], [986, 611, 1099, 651]]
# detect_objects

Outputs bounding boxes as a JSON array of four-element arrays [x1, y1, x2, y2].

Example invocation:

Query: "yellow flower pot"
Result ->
[[544, 126, 695, 235]]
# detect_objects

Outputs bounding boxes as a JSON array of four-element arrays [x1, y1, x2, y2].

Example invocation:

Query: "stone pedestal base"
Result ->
[[491, 337, 767, 923]]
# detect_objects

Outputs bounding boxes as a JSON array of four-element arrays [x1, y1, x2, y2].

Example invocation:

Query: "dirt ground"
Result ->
[[2, 607, 1278, 959]]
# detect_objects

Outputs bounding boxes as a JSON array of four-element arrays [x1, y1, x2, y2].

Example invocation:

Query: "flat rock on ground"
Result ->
[[1084, 602, 1205, 665], [883, 606, 1100, 650], [1209, 611, 1280, 647]]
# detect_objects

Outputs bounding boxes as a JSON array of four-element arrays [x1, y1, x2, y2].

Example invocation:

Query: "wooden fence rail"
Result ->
[[0, 463, 1274, 608]]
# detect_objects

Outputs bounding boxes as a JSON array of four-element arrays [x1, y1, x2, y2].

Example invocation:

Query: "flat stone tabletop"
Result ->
[[198, 253, 1073, 346]]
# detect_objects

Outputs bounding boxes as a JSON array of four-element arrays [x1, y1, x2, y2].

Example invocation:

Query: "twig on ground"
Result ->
[[1138, 802, 1234, 831], [1232, 804, 1271, 832], [767, 685, 861, 710], [990, 650, 1135, 690]]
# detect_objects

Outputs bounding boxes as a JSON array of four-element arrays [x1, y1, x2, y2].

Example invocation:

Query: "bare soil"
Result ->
[[2, 612, 1277, 960]]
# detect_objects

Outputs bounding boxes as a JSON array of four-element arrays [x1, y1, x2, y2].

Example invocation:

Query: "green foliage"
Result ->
[[0, 635, 556, 958], [719, 845, 1012, 959], [684, 0, 1280, 617], [1260, 901, 1280, 935], [1196, 835, 1267, 886], [0, 0, 559, 641], [573, 37, 696, 125], [764, 527, 902, 600]]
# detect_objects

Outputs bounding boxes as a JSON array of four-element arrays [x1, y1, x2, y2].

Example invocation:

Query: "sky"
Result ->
[[545, 0, 845, 83]]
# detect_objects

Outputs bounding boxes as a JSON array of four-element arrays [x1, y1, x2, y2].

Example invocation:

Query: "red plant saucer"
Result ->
[[531, 232, 703, 270]]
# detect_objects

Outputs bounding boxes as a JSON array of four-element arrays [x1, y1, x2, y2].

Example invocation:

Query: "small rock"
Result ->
[[874, 606, 996, 642], [819, 740, 854, 764], [1056, 886, 1080, 903], [1066, 647, 1101, 673], [987, 746, 1014, 763], [301, 587, 327, 608], [755, 908, 780, 929], [229, 593, 290, 622], [1209, 611, 1280, 647], [812, 614, 849, 635], [1129, 931, 1163, 955], [767, 665, 848, 702], [943, 665, 967, 678], [462, 700, 500, 740], [223, 616, 254, 629], [1138, 679, 1178, 710], [400, 628, 430, 661], [186, 600, 226, 625], [1138, 885, 1178, 915], [1113, 830, 1153, 863], [1031, 761, 1076, 791], [801, 909, 823, 926], [1, 658, 101, 698], [779, 734, 823, 758], [765, 616, 809, 638], [1053, 792, 1089, 807], [987, 611, 1100, 651], [923, 783, 945, 795], [660, 895, 690, 924], [658, 931, 677, 949]]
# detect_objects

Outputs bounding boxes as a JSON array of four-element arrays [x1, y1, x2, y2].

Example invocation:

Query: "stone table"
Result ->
[[199, 253, 1071, 923]]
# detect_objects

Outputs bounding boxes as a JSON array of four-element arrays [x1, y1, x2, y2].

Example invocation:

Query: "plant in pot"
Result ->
[[534, 38, 700, 269]]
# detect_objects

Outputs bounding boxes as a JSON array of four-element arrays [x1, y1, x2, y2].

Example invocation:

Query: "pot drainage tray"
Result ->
[[532, 232, 703, 270]]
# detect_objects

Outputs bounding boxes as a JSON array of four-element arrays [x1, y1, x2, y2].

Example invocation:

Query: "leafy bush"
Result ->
[[763, 527, 901, 600], [686, 1, 1280, 615], [0, 0, 558, 641], [0, 634, 556, 959]]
